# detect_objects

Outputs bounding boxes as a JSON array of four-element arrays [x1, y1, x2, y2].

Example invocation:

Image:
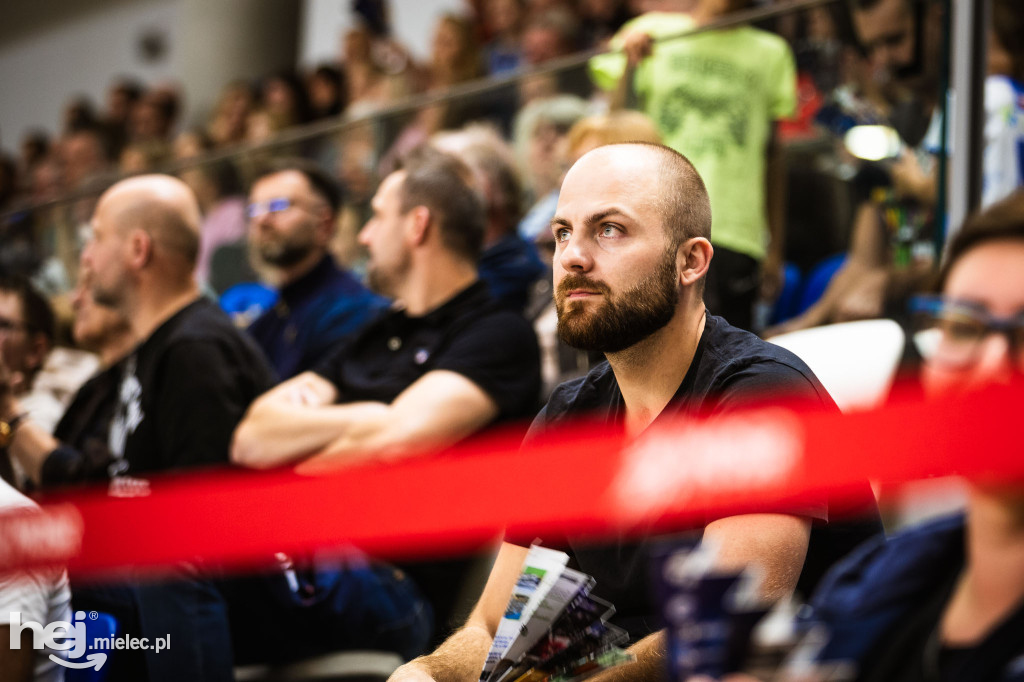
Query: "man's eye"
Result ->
[[601, 225, 621, 237], [555, 228, 570, 242]]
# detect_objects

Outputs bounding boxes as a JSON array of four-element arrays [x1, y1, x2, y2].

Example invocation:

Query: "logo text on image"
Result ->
[[7, 610, 170, 670]]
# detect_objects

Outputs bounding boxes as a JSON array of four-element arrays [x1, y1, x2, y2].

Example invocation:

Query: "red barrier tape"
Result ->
[[2, 380, 1022, 580]]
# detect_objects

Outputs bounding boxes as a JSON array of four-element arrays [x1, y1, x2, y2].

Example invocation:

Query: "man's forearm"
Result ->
[[232, 400, 388, 469], [398, 624, 494, 682]]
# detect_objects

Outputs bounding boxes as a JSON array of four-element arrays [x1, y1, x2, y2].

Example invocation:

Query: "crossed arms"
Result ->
[[230, 369, 500, 471]]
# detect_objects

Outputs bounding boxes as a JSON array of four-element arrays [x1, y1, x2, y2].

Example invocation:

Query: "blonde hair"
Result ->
[[566, 111, 663, 160]]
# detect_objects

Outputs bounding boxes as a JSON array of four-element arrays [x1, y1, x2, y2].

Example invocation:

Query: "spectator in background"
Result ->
[[260, 72, 313, 129], [173, 130, 250, 289], [341, 25, 392, 116], [61, 96, 100, 136], [18, 131, 50, 182], [592, 0, 796, 331], [77, 174, 271, 680], [0, 277, 61, 460], [513, 95, 591, 242], [433, 124, 546, 313], [103, 78, 145, 158], [519, 7, 585, 102], [765, 0, 949, 336], [5, 283, 134, 490], [308, 64, 348, 120], [788, 191, 1024, 682], [246, 158, 388, 380], [207, 80, 255, 148], [0, 476, 71, 682], [982, 0, 1024, 208], [481, 0, 526, 75], [232, 147, 540, 471], [379, 13, 486, 176], [59, 126, 112, 191]]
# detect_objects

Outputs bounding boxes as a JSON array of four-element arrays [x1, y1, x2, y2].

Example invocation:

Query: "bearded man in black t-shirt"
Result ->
[[389, 143, 882, 682]]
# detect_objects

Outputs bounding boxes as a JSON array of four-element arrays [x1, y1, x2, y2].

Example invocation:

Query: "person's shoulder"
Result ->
[[163, 297, 240, 343], [811, 513, 964, 619], [705, 316, 826, 385], [157, 299, 273, 375]]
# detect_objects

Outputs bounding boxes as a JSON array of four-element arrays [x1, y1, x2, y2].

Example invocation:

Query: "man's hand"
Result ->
[[621, 30, 654, 67]]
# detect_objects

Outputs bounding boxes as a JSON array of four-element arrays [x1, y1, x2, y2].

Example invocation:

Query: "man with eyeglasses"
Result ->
[[246, 158, 387, 380]]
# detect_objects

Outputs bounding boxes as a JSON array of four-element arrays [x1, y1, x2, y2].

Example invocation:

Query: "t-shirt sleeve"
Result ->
[[588, 22, 633, 91], [310, 340, 348, 391], [712, 360, 836, 415], [711, 360, 834, 522], [432, 312, 541, 419], [768, 39, 798, 120], [154, 340, 265, 470]]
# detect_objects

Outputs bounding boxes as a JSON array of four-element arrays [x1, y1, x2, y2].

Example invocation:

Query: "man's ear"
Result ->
[[406, 206, 432, 247], [127, 228, 153, 270], [677, 237, 713, 287]]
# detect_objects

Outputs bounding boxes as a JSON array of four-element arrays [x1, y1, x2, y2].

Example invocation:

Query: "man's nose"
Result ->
[[557, 234, 593, 272]]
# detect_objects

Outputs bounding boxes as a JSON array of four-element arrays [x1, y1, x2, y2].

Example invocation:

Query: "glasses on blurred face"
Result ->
[[909, 295, 1024, 370], [246, 197, 294, 220]]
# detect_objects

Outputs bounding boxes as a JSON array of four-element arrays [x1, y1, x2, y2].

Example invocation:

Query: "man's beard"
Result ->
[[255, 236, 316, 268], [555, 250, 678, 353]]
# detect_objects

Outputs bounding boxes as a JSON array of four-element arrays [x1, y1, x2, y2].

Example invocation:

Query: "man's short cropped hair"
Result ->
[[398, 147, 486, 263], [617, 143, 712, 248], [938, 189, 1024, 290], [252, 158, 342, 214], [0, 275, 56, 346]]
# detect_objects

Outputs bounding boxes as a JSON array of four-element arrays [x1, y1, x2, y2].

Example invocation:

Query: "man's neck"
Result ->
[[396, 254, 478, 317], [128, 281, 202, 342], [606, 305, 706, 437], [942, 489, 1024, 644], [277, 250, 326, 288]]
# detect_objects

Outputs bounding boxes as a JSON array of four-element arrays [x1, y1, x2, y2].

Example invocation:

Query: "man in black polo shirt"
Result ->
[[231, 147, 540, 470], [388, 143, 881, 682]]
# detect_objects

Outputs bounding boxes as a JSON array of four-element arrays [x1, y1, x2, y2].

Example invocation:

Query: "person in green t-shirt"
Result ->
[[590, 0, 796, 331]]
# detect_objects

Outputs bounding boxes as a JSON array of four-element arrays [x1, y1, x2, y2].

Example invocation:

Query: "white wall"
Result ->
[[299, 0, 468, 68], [0, 0, 182, 156]]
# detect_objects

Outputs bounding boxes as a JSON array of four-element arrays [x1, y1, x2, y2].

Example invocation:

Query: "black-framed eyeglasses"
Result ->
[[246, 197, 294, 220], [908, 295, 1024, 370]]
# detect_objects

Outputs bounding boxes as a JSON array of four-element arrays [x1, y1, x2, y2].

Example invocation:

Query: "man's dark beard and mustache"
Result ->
[[256, 234, 316, 268], [555, 250, 679, 353]]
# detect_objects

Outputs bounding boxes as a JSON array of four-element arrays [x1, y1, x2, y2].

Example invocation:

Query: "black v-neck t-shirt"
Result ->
[[527, 314, 883, 639]]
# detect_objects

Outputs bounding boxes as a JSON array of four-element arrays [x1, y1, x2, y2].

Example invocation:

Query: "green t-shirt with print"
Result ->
[[591, 14, 796, 260]]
